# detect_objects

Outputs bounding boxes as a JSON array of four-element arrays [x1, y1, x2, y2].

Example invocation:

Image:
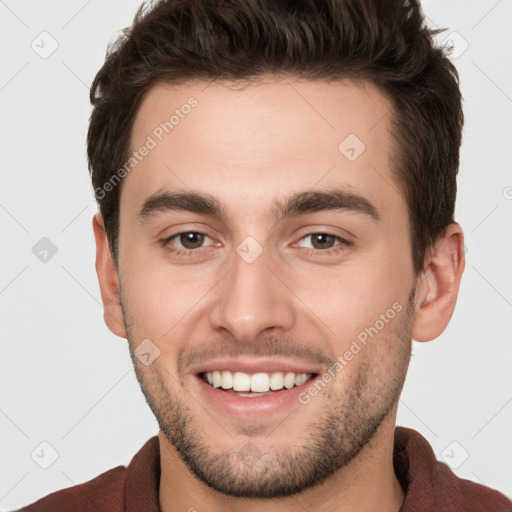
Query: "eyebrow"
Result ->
[[137, 188, 379, 223]]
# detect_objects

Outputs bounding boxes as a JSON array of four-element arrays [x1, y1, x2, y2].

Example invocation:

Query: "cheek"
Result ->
[[290, 263, 404, 335], [120, 253, 217, 340]]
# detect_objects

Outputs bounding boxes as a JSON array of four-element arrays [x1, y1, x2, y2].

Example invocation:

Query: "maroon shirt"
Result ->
[[15, 427, 512, 511]]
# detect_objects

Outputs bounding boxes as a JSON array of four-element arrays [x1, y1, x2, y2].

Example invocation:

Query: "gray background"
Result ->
[[1, 0, 511, 509]]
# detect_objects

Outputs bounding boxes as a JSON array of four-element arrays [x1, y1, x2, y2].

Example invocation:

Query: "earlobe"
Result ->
[[92, 212, 127, 338], [412, 224, 465, 342]]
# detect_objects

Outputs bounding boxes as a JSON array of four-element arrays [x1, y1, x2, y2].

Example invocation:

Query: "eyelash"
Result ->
[[160, 230, 351, 257]]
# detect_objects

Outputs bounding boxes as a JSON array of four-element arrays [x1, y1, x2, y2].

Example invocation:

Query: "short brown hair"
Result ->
[[87, 0, 463, 273]]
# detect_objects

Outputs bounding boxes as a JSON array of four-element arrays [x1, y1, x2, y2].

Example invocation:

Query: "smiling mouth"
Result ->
[[200, 370, 317, 396]]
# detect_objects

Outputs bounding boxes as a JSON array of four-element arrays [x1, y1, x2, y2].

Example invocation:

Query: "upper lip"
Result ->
[[190, 357, 322, 376]]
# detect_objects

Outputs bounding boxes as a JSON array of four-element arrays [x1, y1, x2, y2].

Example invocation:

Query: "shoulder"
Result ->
[[394, 426, 512, 512], [425, 458, 512, 511], [13, 465, 127, 512], [13, 436, 160, 512]]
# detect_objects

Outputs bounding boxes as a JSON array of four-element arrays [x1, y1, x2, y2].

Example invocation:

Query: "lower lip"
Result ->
[[194, 375, 318, 418]]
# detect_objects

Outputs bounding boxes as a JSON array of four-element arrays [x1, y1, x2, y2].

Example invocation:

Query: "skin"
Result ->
[[93, 77, 465, 512]]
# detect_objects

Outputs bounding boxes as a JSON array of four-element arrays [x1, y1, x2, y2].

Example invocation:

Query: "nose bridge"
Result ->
[[209, 245, 295, 341]]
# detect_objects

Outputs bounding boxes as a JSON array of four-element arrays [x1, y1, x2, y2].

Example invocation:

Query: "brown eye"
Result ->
[[160, 231, 213, 256], [179, 232, 206, 249], [296, 232, 350, 253], [310, 233, 336, 250]]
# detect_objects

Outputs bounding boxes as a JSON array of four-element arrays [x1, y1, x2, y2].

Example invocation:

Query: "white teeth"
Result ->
[[269, 372, 284, 390], [220, 370, 233, 390], [204, 370, 313, 392], [295, 373, 309, 386], [283, 372, 295, 389], [212, 370, 222, 388], [251, 373, 270, 392], [233, 372, 251, 391]]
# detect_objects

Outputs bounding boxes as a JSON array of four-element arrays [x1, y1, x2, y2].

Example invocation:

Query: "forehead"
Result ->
[[123, 77, 404, 222]]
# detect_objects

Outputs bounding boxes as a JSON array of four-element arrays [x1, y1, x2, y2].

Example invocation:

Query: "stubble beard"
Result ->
[[122, 291, 414, 498]]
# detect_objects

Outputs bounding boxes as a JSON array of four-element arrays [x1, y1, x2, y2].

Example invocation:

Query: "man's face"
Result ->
[[116, 78, 417, 497]]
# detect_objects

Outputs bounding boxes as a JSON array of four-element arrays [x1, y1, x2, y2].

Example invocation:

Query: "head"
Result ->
[[90, 0, 465, 500]]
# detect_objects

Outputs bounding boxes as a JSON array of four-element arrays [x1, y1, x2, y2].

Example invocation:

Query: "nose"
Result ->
[[208, 248, 296, 343]]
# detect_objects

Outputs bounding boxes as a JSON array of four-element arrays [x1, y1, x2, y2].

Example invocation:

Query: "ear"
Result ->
[[412, 223, 465, 342], [92, 212, 127, 338]]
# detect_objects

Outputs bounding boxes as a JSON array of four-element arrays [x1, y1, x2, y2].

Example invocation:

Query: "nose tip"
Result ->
[[208, 254, 295, 343]]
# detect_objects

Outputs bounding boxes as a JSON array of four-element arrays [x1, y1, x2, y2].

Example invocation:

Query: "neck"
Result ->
[[159, 410, 404, 512]]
